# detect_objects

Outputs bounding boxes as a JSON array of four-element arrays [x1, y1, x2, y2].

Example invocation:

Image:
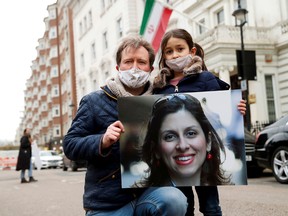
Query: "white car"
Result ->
[[32, 150, 63, 169]]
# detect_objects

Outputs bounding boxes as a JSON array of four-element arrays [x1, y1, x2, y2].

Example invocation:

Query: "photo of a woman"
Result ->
[[118, 90, 247, 188], [134, 93, 230, 187]]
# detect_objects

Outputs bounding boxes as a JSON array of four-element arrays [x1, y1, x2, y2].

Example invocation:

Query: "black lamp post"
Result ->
[[232, 0, 251, 130]]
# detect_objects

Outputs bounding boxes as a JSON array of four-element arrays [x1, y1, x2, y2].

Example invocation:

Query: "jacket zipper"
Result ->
[[175, 85, 179, 92]]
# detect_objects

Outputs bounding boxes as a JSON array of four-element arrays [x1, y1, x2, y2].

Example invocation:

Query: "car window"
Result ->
[[270, 116, 288, 127]]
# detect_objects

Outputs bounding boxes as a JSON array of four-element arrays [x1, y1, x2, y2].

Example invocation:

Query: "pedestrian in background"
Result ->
[[16, 128, 37, 183]]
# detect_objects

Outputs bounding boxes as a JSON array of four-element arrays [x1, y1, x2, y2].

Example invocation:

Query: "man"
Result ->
[[16, 128, 37, 183], [63, 36, 187, 215]]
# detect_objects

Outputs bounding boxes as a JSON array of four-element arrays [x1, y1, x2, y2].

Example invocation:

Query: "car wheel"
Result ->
[[272, 146, 288, 184]]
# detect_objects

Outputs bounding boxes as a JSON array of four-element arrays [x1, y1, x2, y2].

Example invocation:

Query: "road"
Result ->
[[0, 168, 287, 216]]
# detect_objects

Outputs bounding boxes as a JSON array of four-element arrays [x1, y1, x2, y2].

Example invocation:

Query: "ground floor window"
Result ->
[[265, 74, 276, 121]]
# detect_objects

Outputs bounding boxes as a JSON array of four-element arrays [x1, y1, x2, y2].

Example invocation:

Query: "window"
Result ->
[[40, 71, 46, 80], [198, 19, 206, 34], [103, 31, 108, 50], [80, 53, 85, 69], [217, 9, 224, 24], [53, 126, 60, 136], [84, 16, 87, 31], [41, 103, 47, 112], [40, 41, 45, 49], [265, 75, 276, 121], [49, 9, 56, 19], [88, 10, 93, 27], [79, 21, 83, 36], [49, 27, 57, 39], [53, 106, 60, 117], [52, 85, 59, 97], [91, 42, 96, 61], [41, 87, 47, 96], [50, 47, 58, 58], [51, 66, 58, 78], [42, 119, 48, 127], [117, 17, 123, 38], [40, 56, 45, 65], [104, 71, 109, 81], [101, 0, 106, 12], [33, 101, 39, 108], [92, 79, 97, 90]]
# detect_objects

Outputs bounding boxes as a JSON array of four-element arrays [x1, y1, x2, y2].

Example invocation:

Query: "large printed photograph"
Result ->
[[118, 90, 247, 188]]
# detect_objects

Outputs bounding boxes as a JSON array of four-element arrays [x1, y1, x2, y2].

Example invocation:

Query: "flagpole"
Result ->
[[156, 0, 211, 30]]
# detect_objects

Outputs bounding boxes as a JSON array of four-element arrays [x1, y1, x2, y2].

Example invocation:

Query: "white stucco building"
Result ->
[[70, 0, 288, 126], [168, 0, 288, 124], [70, 0, 147, 105]]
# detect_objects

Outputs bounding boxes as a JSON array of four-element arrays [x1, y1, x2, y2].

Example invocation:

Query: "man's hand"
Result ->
[[238, 99, 247, 115], [102, 121, 125, 149]]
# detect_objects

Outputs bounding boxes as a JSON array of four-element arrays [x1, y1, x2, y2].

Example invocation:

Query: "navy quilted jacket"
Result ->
[[153, 71, 229, 94], [63, 86, 141, 211]]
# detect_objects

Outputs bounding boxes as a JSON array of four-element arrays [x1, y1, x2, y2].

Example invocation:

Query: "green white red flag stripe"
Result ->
[[140, 0, 172, 52]]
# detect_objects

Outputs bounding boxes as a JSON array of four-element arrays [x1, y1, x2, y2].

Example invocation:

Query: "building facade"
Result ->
[[167, 0, 288, 125], [17, 1, 77, 148]]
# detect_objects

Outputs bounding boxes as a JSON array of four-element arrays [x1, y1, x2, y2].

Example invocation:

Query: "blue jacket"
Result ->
[[153, 71, 229, 94], [63, 86, 141, 211]]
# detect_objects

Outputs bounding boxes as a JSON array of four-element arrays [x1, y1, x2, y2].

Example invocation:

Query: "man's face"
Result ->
[[117, 46, 151, 72]]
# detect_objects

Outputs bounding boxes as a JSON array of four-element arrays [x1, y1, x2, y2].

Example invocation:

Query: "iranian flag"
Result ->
[[140, 0, 172, 52]]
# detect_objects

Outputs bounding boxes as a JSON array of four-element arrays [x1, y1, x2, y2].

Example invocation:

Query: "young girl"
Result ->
[[153, 28, 246, 215]]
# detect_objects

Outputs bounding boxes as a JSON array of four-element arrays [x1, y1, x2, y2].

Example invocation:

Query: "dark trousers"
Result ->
[[179, 186, 222, 216]]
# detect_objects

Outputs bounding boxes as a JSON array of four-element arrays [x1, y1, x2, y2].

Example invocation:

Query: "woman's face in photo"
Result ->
[[158, 109, 210, 181]]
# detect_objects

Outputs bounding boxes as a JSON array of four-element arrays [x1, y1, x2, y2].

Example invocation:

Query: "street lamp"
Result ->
[[232, 0, 251, 130]]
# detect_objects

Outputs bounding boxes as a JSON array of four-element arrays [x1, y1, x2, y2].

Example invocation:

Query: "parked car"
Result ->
[[255, 115, 288, 184], [32, 150, 63, 169], [62, 154, 87, 171], [244, 128, 263, 177]]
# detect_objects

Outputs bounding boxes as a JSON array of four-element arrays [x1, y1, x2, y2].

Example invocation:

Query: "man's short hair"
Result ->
[[116, 35, 155, 69]]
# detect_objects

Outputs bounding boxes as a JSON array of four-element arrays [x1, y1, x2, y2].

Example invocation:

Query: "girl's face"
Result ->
[[164, 37, 196, 60], [158, 109, 211, 182]]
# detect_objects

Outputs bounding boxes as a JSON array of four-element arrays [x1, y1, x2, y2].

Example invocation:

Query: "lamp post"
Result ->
[[232, 0, 251, 130]]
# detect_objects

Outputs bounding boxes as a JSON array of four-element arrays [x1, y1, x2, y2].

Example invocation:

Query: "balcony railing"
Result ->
[[195, 21, 288, 50]]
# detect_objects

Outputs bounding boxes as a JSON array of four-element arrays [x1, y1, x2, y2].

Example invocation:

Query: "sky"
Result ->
[[0, 0, 56, 141]]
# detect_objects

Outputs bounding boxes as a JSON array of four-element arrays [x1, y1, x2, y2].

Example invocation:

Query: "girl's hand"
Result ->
[[102, 120, 125, 149], [238, 99, 247, 115]]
